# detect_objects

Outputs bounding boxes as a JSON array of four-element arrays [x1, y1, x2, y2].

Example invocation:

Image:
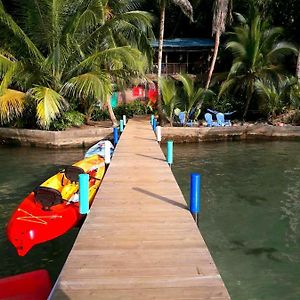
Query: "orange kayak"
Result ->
[[6, 154, 105, 256]]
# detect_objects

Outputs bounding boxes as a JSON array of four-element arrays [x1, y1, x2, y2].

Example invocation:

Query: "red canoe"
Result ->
[[7, 154, 105, 256], [0, 269, 51, 300]]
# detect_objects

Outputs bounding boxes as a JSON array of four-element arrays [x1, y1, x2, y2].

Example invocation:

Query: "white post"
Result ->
[[123, 115, 127, 126], [104, 140, 111, 164], [156, 126, 162, 143]]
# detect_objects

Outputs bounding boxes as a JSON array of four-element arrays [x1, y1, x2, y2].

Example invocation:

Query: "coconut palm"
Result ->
[[297, 50, 300, 83], [219, 8, 298, 119], [0, 0, 154, 128], [255, 77, 300, 120], [159, 76, 178, 126], [156, 0, 194, 123], [178, 73, 214, 124], [206, 0, 232, 89]]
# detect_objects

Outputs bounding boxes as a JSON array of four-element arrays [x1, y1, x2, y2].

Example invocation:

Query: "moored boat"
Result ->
[[6, 154, 105, 256], [0, 269, 51, 300], [84, 139, 114, 158]]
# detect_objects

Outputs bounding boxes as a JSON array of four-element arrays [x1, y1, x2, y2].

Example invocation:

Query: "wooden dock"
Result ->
[[50, 118, 230, 299]]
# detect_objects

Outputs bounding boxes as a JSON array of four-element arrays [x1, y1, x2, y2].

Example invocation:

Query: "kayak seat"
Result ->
[[34, 187, 63, 211], [64, 166, 85, 183]]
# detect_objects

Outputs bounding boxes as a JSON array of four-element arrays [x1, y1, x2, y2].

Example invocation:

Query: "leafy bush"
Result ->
[[49, 111, 85, 131], [91, 107, 110, 121], [114, 100, 149, 120]]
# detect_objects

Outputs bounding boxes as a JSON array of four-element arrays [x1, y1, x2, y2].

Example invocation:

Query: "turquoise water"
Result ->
[[170, 141, 300, 300], [0, 142, 299, 299], [0, 145, 85, 283]]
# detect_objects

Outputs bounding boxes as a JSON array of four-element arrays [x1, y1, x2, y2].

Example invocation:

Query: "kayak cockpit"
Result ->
[[34, 186, 63, 211]]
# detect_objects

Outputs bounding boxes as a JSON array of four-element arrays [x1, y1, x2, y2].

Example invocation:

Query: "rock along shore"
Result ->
[[0, 124, 299, 148]]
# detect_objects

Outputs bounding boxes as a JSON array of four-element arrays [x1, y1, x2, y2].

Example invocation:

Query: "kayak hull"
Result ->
[[7, 154, 105, 256], [0, 269, 51, 300]]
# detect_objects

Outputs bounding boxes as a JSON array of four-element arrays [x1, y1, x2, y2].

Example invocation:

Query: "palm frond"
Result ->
[[29, 86, 67, 129], [0, 88, 25, 124], [0, 52, 15, 77], [177, 73, 194, 98], [0, 4, 43, 60], [172, 0, 194, 22], [62, 72, 111, 102]]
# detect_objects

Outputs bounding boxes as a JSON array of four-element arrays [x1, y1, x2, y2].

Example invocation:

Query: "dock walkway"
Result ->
[[50, 118, 230, 299]]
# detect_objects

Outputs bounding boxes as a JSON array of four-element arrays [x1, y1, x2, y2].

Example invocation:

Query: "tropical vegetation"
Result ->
[[0, 0, 153, 129], [219, 7, 298, 119], [0, 0, 300, 129]]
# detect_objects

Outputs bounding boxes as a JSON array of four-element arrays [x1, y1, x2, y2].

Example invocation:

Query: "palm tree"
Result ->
[[297, 50, 300, 83], [219, 8, 298, 119], [159, 76, 178, 126], [156, 0, 194, 123], [205, 0, 231, 89], [178, 73, 214, 124], [0, 0, 154, 128]]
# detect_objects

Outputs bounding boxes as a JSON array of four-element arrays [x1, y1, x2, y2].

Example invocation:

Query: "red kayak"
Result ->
[[0, 269, 51, 300], [7, 154, 105, 256]]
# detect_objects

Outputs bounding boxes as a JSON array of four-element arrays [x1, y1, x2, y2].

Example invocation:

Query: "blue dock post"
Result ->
[[113, 127, 119, 146], [79, 173, 89, 214], [120, 120, 124, 133], [153, 118, 157, 132], [167, 140, 173, 166], [190, 173, 201, 223], [150, 114, 154, 126]]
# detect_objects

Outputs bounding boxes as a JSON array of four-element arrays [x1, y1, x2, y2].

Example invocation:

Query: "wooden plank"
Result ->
[[50, 118, 230, 299]]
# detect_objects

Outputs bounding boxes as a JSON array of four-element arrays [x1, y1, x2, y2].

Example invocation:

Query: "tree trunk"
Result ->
[[297, 49, 300, 83], [121, 89, 127, 104], [243, 81, 254, 120], [157, 3, 166, 125], [107, 95, 118, 127], [206, 30, 220, 90]]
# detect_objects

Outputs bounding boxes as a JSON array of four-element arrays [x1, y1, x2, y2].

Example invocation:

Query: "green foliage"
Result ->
[[49, 111, 85, 131], [92, 100, 149, 122], [0, 0, 154, 129], [159, 76, 179, 125], [91, 107, 110, 121], [177, 74, 214, 123], [220, 7, 298, 119], [114, 100, 149, 120]]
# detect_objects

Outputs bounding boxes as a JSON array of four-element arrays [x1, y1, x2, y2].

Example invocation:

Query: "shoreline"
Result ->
[[0, 124, 300, 148]]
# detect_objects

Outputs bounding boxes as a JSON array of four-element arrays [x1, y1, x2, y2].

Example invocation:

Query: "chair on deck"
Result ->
[[204, 113, 219, 127], [216, 113, 231, 126], [178, 111, 194, 127]]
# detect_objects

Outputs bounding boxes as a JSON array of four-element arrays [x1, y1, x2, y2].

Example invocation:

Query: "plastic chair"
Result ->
[[216, 113, 231, 126], [178, 112, 186, 126], [204, 113, 219, 127]]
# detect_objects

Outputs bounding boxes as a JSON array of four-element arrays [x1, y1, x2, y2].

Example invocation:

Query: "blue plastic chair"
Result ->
[[204, 113, 218, 127], [216, 113, 231, 126], [178, 112, 185, 126]]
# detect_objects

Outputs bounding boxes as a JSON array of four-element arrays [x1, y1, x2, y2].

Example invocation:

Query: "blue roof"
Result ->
[[151, 38, 214, 48]]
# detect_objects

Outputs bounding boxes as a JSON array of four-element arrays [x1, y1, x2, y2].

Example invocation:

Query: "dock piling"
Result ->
[[113, 127, 119, 146], [104, 140, 111, 165], [79, 174, 89, 214], [156, 126, 162, 143], [120, 120, 124, 133], [150, 114, 154, 126], [122, 115, 126, 126], [167, 140, 173, 166], [190, 173, 201, 223], [153, 119, 157, 132]]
